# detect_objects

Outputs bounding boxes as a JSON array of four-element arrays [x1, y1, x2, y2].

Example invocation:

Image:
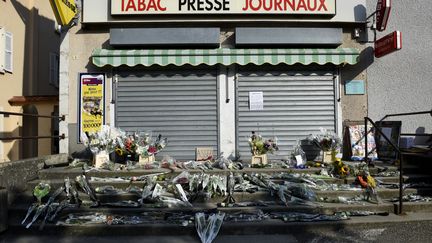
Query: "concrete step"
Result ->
[[401, 163, 432, 174], [8, 201, 398, 224], [12, 187, 423, 207], [26, 176, 407, 192], [37, 165, 399, 180], [5, 211, 432, 238], [4, 213, 432, 243], [403, 174, 432, 183]]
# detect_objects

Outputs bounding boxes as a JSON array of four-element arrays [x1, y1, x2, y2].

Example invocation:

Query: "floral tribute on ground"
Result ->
[[80, 125, 167, 166]]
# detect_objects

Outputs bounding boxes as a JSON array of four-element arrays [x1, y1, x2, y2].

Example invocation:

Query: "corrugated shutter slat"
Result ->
[[237, 71, 336, 161], [116, 70, 218, 161]]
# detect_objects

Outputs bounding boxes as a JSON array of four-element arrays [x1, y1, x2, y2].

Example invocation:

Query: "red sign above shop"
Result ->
[[111, 0, 336, 15], [376, 0, 391, 31], [374, 31, 402, 58]]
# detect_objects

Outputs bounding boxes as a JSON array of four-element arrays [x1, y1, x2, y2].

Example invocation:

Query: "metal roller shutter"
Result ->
[[237, 70, 336, 161], [115, 70, 218, 161]]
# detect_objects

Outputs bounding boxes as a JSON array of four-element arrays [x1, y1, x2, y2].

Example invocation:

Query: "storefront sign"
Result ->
[[376, 0, 391, 31], [49, 0, 78, 26], [374, 31, 402, 58], [111, 0, 336, 15], [78, 73, 105, 141]]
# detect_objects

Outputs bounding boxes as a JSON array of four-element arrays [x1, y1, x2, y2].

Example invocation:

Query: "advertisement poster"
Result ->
[[348, 125, 378, 161], [79, 73, 105, 142]]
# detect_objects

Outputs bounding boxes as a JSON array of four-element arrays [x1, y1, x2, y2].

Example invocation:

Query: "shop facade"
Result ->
[[61, 0, 369, 161]]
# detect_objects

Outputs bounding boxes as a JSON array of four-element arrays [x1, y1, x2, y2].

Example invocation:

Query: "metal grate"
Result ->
[[115, 69, 218, 161], [236, 70, 336, 161]]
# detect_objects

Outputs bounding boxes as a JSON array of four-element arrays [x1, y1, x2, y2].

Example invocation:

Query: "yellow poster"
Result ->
[[79, 73, 105, 139]]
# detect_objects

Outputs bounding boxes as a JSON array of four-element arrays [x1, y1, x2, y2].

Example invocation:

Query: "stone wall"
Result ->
[[0, 154, 69, 205]]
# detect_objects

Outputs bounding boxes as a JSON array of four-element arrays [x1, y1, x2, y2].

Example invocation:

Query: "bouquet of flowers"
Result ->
[[307, 128, 341, 152], [135, 132, 168, 158], [112, 130, 139, 161], [248, 131, 279, 156], [81, 126, 168, 163], [80, 125, 116, 155], [112, 130, 168, 162]]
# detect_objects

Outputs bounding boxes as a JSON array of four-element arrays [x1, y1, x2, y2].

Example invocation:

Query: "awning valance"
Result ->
[[91, 48, 360, 67]]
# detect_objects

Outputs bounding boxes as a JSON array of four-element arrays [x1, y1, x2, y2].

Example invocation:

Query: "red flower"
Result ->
[[148, 146, 157, 154]]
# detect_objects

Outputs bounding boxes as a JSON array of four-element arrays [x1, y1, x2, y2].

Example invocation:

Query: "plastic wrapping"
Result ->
[[188, 173, 227, 199], [283, 182, 317, 201], [23, 185, 66, 229], [140, 176, 156, 203], [151, 183, 165, 199], [175, 184, 193, 207], [75, 175, 99, 206], [158, 196, 192, 208], [212, 153, 243, 170], [223, 173, 236, 204], [291, 142, 307, 167], [195, 212, 225, 243], [172, 171, 190, 184], [33, 182, 51, 204]]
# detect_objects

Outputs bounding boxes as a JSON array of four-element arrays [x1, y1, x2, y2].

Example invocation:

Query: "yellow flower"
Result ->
[[115, 147, 124, 156]]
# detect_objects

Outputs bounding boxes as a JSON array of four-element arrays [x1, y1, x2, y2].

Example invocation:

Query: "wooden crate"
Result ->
[[251, 154, 268, 166], [139, 155, 155, 165], [94, 151, 110, 168]]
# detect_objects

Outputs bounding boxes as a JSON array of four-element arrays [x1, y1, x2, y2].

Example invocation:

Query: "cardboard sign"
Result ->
[[196, 147, 214, 161]]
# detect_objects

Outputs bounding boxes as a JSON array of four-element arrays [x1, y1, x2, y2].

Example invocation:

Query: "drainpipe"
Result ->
[[59, 31, 69, 154]]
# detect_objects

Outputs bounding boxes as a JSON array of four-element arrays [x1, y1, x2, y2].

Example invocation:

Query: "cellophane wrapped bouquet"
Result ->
[[135, 132, 168, 159], [248, 131, 279, 156], [307, 128, 341, 152], [80, 125, 116, 156], [81, 126, 167, 163]]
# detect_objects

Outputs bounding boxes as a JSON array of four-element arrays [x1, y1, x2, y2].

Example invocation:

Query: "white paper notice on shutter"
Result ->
[[249, 91, 264, 111]]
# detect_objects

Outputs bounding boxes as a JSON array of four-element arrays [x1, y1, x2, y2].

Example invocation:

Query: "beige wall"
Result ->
[[0, 0, 27, 162], [340, 29, 368, 122], [68, 27, 111, 124], [0, 0, 60, 162]]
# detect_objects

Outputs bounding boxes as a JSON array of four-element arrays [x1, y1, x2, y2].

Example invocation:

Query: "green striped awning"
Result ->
[[91, 48, 360, 67]]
